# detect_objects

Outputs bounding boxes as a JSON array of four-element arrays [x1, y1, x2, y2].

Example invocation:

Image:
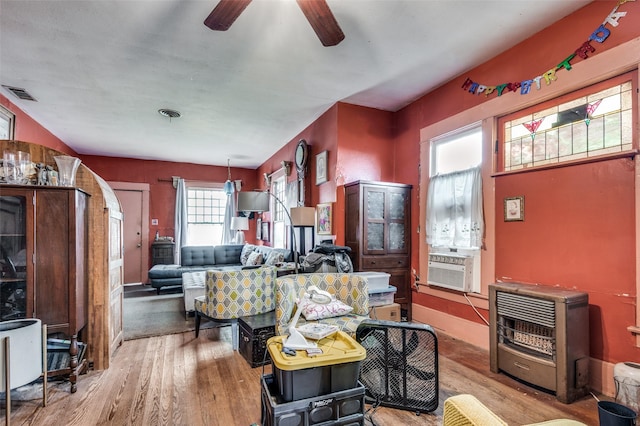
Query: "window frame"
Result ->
[[184, 181, 226, 246], [270, 174, 287, 249], [497, 70, 638, 174], [430, 121, 483, 177]]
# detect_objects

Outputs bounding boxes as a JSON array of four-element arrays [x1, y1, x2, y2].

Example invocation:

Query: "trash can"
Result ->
[[615, 362, 640, 414], [598, 401, 637, 426]]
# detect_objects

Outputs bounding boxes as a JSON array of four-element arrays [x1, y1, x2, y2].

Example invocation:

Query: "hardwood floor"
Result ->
[[2, 325, 603, 425]]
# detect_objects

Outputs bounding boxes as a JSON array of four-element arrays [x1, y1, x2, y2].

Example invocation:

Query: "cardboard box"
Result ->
[[369, 303, 401, 321]]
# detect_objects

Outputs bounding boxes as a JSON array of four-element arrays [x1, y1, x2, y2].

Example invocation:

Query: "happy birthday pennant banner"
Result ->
[[461, 0, 635, 98]]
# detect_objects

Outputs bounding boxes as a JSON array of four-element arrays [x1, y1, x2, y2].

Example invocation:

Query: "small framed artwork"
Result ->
[[315, 150, 328, 185], [261, 221, 270, 241], [504, 196, 524, 222], [316, 203, 332, 235], [256, 218, 262, 240]]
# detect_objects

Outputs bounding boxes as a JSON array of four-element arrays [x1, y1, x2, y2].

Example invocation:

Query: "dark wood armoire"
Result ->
[[344, 180, 412, 320]]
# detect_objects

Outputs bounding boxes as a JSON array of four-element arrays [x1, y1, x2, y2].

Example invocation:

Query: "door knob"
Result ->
[[137, 243, 141, 247]]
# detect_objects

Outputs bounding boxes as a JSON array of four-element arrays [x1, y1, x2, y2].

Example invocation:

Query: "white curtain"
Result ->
[[426, 166, 483, 248], [174, 178, 188, 264], [222, 191, 236, 244]]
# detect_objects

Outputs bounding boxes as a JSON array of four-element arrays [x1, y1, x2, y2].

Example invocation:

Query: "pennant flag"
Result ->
[[523, 119, 543, 141], [585, 99, 603, 125]]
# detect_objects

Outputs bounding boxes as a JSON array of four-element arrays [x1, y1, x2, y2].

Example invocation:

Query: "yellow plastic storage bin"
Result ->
[[267, 331, 366, 402]]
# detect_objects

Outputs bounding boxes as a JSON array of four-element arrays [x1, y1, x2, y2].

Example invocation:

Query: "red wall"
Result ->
[[257, 103, 396, 246], [393, 0, 640, 364], [80, 155, 259, 249], [495, 159, 637, 362]]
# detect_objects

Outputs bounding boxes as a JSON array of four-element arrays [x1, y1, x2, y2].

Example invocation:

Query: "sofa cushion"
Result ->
[[181, 246, 215, 266], [148, 264, 182, 279], [255, 246, 292, 263], [298, 297, 353, 320], [214, 244, 244, 265], [264, 250, 285, 266], [246, 251, 264, 266], [240, 244, 257, 265]]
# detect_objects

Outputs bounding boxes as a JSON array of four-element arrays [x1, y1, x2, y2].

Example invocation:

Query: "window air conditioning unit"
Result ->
[[427, 253, 474, 292]]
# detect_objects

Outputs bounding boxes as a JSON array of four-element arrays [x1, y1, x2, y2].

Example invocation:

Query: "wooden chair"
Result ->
[[194, 267, 276, 350]]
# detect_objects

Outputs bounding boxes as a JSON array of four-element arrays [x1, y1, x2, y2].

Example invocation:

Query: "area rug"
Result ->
[[123, 285, 215, 340]]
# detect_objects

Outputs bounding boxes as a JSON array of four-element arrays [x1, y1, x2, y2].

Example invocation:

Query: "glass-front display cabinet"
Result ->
[[344, 180, 412, 320], [0, 192, 31, 321]]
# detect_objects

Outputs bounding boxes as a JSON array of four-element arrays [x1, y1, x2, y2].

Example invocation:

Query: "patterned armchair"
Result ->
[[275, 273, 369, 337], [194, 267, 276, 350]]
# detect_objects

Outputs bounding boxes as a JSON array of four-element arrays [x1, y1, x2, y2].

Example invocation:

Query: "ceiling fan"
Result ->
[[204, 0, 345, 47]]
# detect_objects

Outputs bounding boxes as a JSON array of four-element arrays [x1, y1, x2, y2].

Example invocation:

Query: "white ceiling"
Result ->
[[0, 0, 591, 169]]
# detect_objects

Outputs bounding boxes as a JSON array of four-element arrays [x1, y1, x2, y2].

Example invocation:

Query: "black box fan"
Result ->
[[356, 319, 438, 414]]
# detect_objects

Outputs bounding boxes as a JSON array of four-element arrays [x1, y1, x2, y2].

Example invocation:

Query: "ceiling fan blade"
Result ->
[[296, 0, 345, 47], [204, 0, 252, 31]]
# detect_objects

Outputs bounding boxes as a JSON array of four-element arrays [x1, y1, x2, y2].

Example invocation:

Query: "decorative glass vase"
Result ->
[[54, 155, 81, 187]]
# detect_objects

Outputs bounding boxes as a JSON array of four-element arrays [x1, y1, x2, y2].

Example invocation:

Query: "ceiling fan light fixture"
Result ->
[[158, 108, 181, 119]]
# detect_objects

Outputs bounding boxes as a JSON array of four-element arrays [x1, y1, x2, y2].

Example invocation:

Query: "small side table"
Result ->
[[151, 241, 175, 265]]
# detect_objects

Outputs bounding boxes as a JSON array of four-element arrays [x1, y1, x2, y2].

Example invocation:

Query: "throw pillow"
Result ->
[[298, 297, 353, 321], [240, 244, 256, 265], [246, 251, 264, 266], [264, 250, 285, 266]]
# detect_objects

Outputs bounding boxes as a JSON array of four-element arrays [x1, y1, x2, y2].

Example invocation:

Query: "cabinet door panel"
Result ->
[[0, 192, 32, 321], [35, 190, 70, 328], [387, 188, 410, 254], [389, 269, 411, 303], [362, 188, 386, 255]]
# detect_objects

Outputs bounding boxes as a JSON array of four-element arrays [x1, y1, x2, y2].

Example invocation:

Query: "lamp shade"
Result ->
[[237, 191, 270, 212], [223, 180, 234, 195], [230, 216, 249, 231], [290, 207, 315, 226]]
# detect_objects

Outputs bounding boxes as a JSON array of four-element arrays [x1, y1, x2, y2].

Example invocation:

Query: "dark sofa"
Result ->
[[148, 244, 291, 294]]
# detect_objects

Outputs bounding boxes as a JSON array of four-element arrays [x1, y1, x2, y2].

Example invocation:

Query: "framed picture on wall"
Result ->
[[315, 150, 328, 185], [316, 203, 332, 235], [504, 196, 524, 221], [256, 218, 262, 240], [261, 221, 270, 241]]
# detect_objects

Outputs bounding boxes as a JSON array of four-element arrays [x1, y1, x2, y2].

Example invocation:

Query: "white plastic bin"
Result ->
[[368, 286, 397, 307], [354, 272, 390, 291]]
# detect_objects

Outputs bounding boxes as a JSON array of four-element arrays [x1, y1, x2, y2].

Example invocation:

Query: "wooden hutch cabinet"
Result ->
[[344, 181, 412, 320], [0, 185, 88, 392]]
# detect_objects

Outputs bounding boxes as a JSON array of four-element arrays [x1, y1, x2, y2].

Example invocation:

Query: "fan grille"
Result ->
[[357, 320, 439, 413]]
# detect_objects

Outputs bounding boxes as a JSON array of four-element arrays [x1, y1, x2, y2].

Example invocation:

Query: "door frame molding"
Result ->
[[109, 181, 150, 284]]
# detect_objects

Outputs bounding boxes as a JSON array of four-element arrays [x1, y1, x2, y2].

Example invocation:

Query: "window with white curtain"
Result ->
[[186, 186, 226, 245], [427, 124, 483, 249]]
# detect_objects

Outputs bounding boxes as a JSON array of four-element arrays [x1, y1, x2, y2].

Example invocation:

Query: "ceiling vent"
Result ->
[[2, 85, 37, 101], [158, 108, 181, 119]]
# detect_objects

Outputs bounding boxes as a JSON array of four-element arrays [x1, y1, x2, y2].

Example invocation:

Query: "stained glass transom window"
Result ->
[[503, 80, 632, 171]]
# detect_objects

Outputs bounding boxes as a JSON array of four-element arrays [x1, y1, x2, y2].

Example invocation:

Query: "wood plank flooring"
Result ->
[[2, 325, 603, 425]]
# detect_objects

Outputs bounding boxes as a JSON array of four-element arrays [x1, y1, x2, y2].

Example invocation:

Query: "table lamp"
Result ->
[[230, 216, 249, 244]]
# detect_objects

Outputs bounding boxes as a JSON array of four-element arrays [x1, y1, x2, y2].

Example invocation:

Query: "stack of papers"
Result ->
[[296, 324, 339, 340]]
